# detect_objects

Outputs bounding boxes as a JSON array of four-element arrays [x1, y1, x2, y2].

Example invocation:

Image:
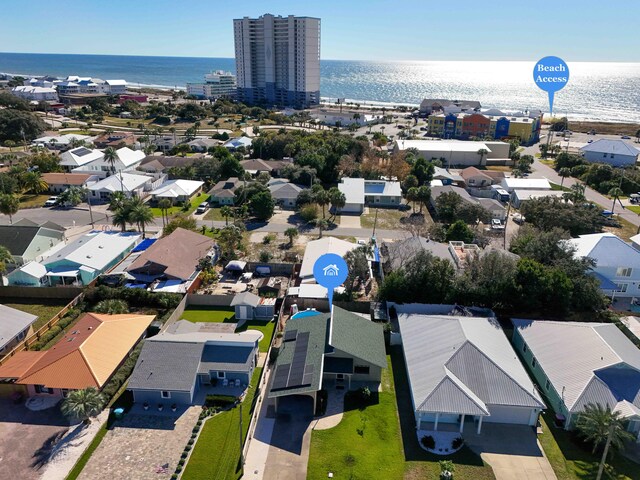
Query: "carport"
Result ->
[[274, 394, 316, 418]]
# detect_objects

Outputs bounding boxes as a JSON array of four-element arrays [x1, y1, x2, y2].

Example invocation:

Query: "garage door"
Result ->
[[485, 405, 534, 425]]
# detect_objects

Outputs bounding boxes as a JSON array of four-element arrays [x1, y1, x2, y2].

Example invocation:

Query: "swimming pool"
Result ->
[[291, 309, 322, 319]]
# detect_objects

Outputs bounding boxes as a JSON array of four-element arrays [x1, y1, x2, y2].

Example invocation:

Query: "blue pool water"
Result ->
[[291, 309, 322, 319]]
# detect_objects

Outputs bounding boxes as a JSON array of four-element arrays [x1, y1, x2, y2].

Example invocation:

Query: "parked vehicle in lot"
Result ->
[[44, 196, 58, 207], [491, 218, 505, 230], [630, 194, 640, 204], [195, 202, 210, 214], [513, 213, 525, 225], [621, 135, 631, 139]]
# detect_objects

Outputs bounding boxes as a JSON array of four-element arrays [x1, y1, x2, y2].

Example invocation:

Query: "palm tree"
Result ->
[[569, 183, 586, 203], [316, 218, 329, 239], [406, 187, 419, 213], [128, 203, 154, 238], [608, 187, 624, 214], [417, 185, 431, 214], [285, 227, 299, 247], [220, 205, 233, 226], [559, 167, 572, 187], [3, 140, 15, 152], [60, 387, 105, 425], [0, 245, 13, 274], [477, 148, 489, 166], [109, 191, 127, 211], [21, 171, 49, 195], [57, 186, 85, 207], [328, 187, 346, 217], [103, 146, 118, 176], [314, 189, 330, 219], [0, 194, 20, 224], [169, 126, 177, 146], [157, 198, 172, 226], [112, 207, 129, 232], [575, 403, 634, 480]]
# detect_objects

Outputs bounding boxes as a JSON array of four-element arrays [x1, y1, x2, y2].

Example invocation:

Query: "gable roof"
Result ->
[[338, 178, 365, 204], [300, 237, 358, 281], [513, 319, 640, 416], [139, 155, 200, 170], [149, 179, 204, 198], [383, 236, 455, 270], [0, 223, 65, 256], [0, 305, 38, 349], [399, 314, 544, 415], [87, 172, 152, 193], [126, 228, 214, 281], [59, 147, 103, 167], [231, 291, 261, 307], [580, 139, 640, 157], [0, 313, 154, 388], [330, 307, 387, 368], [269, 182, 303, 200], [567, 233, 640, 268], [42, 172, 94, 186], [115, 147, 145, 167], [461, 167, 492, 183]]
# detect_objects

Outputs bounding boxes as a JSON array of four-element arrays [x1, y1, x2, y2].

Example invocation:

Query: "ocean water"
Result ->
[[1, 52, 639, 123]]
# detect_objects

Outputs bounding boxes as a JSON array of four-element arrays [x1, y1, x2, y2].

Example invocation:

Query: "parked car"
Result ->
[[630, 194, 640, 204], [195, 202, 210, 214], [621, 135, 631, 139], [491, 219, 505, 230], [44, 196, 58, 207], [513, 213, 526, 225]]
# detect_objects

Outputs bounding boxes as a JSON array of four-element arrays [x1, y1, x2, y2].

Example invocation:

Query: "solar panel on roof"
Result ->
[[284, 329, 298, 342], [302, 373, 313, 386], [74, 147, 93, 156], [272, 363, 291, 390]]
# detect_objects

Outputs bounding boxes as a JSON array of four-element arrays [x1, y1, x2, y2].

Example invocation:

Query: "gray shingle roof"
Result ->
[[382, 237, 455, 270], [231, 291, 261, 307], [198, 345, 254, 373], [128, 340, 203, 392], [330, 307, 387, 369], [0, 304, 38, 350], [399, 314, 544, 415]]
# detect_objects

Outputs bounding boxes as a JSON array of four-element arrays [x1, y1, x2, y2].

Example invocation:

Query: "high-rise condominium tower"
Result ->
[[233, 14, 320, 108]]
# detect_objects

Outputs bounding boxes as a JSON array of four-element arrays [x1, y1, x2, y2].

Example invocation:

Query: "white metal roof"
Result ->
[[501, 178, 551, 190], [59, 147, 104, 167], [150, 179, 204, 198], [42, 231, 140, 271], [567, 233, 640, 269], [513, 319, 640, 415], [512, 189, 564, 201], [105, 79, 127, 86], [580, 139, 640, 157], [88, 172, 151, 193], [0, 304, 38, 350], [399, 314, 544, 416], [300, 236, 358, 282], [10, 261, 47, 278], [395, 140, 492, 153], [338, 177, 365, 204], [115, 147, 145, 167]]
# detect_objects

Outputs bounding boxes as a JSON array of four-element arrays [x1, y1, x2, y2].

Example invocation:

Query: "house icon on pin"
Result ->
[[323, 264, 339, 276]]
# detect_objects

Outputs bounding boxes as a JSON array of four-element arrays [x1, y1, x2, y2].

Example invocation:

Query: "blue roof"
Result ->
[[132, 238, 157, 252], [589, 271, 618, 291], [374, 245, 380, 262]]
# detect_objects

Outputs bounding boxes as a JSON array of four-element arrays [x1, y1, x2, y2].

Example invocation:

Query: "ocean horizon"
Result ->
[[1, 52, 639, 123]]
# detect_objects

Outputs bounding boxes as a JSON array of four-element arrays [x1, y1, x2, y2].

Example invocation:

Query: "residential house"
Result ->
[[73, 147, 145, 178], [0, 313, 154, 398], [6, 261, 48, 287], [398, 310, 545, 434], [11, 86, 58, 102], [0, 305, 38, 356], [127, 320, 260, 405], [338, 178, 402, 214], [223, 137, 252, 151], [41, 173, 99, 193], [208, 177, 242, 205], [432, 166, 464, 186], [511, 190, 565, 208], [0, 220, 65, 265], [512, 319, 640, 441], [580, 139, 640, 167], [477, 198, 507, 221], [187, 137, 221, 152], [105, 79, 127, 94], [269, 307, 386, 414], [381, 237, 456, 272], [42, 231, 140, 285], [393, 140, 510, 167], [87, 172, 158, 202], [138, 155, 202, 174], [430, 185, 506, 221], [500, 177, 551, 193], [269, 180, 304, 209], [125, 228, 215, 286], [230, 292, 276, 322], [241, 159, 290, 177], [32, 134, 91, 150], [93, 131, 138, 149], [460, 167, 498, 188], [148, 179, 204, 205], [567, 232, 640, 299], [152, 135, 180, 153], [299, 237, 358, 284], [59, 147, 104, 171]]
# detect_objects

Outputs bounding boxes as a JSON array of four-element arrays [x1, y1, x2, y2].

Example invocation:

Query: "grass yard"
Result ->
[[182, 367, 263, 480], [361, 208, 410, 230], [19, 194, 51, 209], [604, 217, 637, 242], [538, 410, 640, 480], [204, 207, 230, 222], [550, 182, 571, 191], [308, 349, 495, 480], [181, 306, 236, 323], [3, 301, 68, 330], [149, 192, 209, 218], [626, 205, 640, 214], [236, 319, 275, 353]]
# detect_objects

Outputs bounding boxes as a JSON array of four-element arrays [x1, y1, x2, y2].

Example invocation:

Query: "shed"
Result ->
[[231, 292, 276, 322]]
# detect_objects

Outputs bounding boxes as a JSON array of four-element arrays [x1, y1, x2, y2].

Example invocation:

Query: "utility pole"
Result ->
[[596, 423, 614, 480], [239, 402, 244, 469], [503, 201, 511, 250], [372, 208, 379, 237]]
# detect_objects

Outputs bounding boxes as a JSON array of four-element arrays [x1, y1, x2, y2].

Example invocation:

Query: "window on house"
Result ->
[[616, 283, 628, 293], [354, 366, 370, 375], [531, 357, 537, 368], [35, 385, 54, 394], [17, 330, 26, 341], [161, 391, 171, 399], [523, 343, 528, 353], [217, 371, 226, 378], [545, 379, 550, 391], [616, 267, 632, 277]]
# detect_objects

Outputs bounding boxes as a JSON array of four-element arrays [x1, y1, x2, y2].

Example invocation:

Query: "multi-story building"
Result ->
[[233, 14, 320, 108], [186, 71, 237, 100]]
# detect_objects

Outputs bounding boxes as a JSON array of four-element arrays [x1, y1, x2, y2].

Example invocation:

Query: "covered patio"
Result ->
[[45, 267, 81, 286], [416, 411, 487, 435]]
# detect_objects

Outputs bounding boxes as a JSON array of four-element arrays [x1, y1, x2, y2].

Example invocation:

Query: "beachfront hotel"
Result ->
[[233, 14, 320, 108], [186, 71, 237, 100]]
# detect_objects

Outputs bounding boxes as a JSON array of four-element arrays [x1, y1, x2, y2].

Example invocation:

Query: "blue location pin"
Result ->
[[313, 253, 349, 312], [533, 56, 569, 115]]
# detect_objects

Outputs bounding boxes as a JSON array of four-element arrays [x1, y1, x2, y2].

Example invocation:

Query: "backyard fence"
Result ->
[[246, 262, 294, 276], [185, 294, 234, 307], [160, 294, 188, 332], [0, 291, 85, 366], [0, 285, 83, 299]]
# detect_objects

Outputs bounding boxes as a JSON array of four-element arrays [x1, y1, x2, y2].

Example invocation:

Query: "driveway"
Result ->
[[77, 407, 200, 480], [464, 424, 556, 480], [0, 399, 70, 480], [339, 215, 362, 229], [261, 396, 314, 480]]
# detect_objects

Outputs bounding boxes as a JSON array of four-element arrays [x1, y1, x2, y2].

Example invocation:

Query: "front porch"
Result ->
[[417, 411, 485, 435]]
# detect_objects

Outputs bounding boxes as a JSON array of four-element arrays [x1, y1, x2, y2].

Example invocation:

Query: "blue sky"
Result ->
[[0, 0, 638, 61]]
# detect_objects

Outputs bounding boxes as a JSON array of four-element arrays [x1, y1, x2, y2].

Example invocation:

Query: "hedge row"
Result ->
[[30, 308, 83, 351], [204, 394, 238, 408], [86, 286, 182, 310], [101, 342, 144, 401]]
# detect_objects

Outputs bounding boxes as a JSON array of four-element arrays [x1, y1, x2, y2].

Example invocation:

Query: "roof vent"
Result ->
[[88, 326, 92, 330]]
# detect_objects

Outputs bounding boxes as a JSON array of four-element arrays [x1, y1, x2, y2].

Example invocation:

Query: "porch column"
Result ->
[[477, 415, 483, 435], [416, 412, 422, 430], [459, 414, 465, 433], [434, 413, 439, 431]]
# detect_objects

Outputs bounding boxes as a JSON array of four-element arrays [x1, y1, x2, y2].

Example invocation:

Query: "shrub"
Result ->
[[171, 475, 178, 480], [259, 250, 272, 263], [299, 203, 319, 222], [451, 437, 464, 450], [187, 439, 194, 446], [181, 452, 188, 459], [421, 435, 435, 450], [204, 394, 237, 408], [178, 459, 185, 466], [358, 386, 371, 402], [184, 445, 191, 452], [94, 299, 129, 314], [262, 233, 276, 244], [439, 460, 455, 479]]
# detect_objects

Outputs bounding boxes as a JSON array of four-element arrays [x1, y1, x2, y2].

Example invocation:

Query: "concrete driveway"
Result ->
[[0, 399, 70, 480], [339, 215, 361, 228], [464, 424, 556, 480]]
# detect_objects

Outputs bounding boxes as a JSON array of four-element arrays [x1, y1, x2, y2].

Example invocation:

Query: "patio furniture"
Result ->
[[223, 379, 229, 387], [235, 379, 241, 387]]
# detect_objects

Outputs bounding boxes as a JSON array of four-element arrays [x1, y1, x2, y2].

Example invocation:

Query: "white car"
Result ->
[[491, 219, 505, 230], [44, 196, 58, 207], [195, 202, 209, 214]]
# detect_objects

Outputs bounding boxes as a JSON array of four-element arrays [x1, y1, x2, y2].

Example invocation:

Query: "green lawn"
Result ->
[[626, 205, 640, 214], [538, 410, 640, 480], [550, 182, 570, 191], [65, 422, 109, 480], [181, 308, 274, 352], [3, 301, 68, 331], [182, 367, 263, 480], [149, 192, 209, 218], [308, 349, 495, 480], [204, 207, 231, 222], [361, 208, 409, 230], [181, 306, 236, 323], [19, 194, 51, 209]]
